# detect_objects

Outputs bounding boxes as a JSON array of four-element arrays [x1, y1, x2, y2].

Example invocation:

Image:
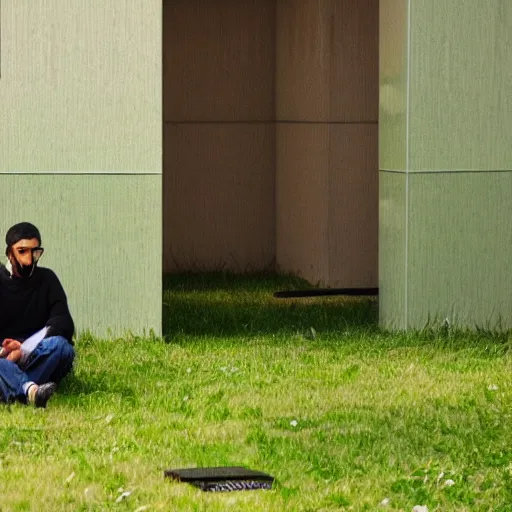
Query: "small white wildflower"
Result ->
[[380, 497, 390, 506], [64, 472, 76, 484], [134, 507, 149, 512], [230, 367, 238, 373], [290, 420, 298, 427], [183, 395, 189, 401], [220, 366, 228, 372], [115, 490, 132, 503], [105, 414, 115, 424], [488, 384, 499, 391], [412, 506, 428, 512], [186, 368, 192, 374], [444, 479, 455, 487]]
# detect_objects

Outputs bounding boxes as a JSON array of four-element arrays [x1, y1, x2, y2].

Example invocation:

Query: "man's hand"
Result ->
[[2, 339, 21, 351], [1, 339, 22, 362]]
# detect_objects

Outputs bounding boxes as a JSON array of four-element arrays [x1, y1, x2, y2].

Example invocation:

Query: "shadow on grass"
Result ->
[[163, 272, 378, 339], [58, 370, 137, 399], [162, 273, 512, 354]]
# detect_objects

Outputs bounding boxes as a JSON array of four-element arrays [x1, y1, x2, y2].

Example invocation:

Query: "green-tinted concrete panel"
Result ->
[[407, 171, 512, 329], [410, 0, 512, 171], [0, 1, 161, 173], [0, 175, 162, 337], [379, 171, 407, 329], [379, 0, 408, 171]]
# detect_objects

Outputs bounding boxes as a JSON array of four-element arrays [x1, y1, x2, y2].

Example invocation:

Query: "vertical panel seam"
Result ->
[[326, 0, 333, 285], [273, 0, 278, 266], [404, 0, 412, 329], [0, 0, 2, 79]]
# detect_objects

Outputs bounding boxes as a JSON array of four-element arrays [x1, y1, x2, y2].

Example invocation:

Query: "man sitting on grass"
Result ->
[[0, 222, 75, 407]]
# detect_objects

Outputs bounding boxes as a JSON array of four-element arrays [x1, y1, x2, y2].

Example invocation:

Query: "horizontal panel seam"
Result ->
[[380, 169, 512, 174], [0, 172, 162, 175], [165, 120, 378, 125]]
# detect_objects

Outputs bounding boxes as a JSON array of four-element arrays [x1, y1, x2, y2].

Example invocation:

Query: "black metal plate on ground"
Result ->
[[164, 466, 274, 492], [273, 287, 379, 298]]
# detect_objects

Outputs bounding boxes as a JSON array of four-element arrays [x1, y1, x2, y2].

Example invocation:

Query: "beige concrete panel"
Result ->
[[276, 123, 330, 285], [330, 0, 379, 122], [163, 0, 275, 122], [163, 123, 275, 272], [328, 124, 378, 287], [276, 0, 332, 121], [0, 0, 161, 173]]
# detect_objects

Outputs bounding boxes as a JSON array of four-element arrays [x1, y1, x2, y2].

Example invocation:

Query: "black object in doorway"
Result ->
[[273, 287, 379, 298]]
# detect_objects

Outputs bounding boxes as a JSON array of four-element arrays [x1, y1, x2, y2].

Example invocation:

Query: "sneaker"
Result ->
[[29, 382, 57, 408]]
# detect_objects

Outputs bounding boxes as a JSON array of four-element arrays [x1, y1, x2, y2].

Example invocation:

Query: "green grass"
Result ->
[[1, 272, 512, 511]]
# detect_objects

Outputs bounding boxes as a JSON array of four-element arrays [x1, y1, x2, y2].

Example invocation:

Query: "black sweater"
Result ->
[[0, 264, 74, 343]]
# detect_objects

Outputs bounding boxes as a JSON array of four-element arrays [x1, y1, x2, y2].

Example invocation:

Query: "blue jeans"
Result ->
[[0, 336, 75, 404]]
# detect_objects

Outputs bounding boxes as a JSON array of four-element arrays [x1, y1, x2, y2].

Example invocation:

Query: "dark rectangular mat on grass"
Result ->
[[165, 466, 275, 492]]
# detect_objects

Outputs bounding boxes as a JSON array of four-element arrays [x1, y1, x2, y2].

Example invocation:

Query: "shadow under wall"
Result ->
[[162, 273, 378, 339]]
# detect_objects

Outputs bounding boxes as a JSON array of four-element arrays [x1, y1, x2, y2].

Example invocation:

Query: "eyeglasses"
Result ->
[[16, 246, 45, 262]]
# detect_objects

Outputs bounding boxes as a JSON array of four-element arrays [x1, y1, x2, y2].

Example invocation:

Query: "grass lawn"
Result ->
[[1, 273, 511, 511]]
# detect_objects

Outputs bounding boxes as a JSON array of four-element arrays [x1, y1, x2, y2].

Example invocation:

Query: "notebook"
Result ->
[[21, 327, 48, 355]]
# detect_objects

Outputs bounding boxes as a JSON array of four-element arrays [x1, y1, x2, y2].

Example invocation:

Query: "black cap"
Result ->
[[5, 222, 42, 252]]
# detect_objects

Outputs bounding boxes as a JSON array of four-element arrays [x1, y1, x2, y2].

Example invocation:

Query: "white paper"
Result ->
[[21, 327, 48, 355]]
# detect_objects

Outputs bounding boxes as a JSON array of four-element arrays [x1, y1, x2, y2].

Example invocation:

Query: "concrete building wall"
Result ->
[[0, 1, 162, 336], [276, 0, 379, 287], [163, 0, 379, 288], [163, 0, 276, 273], [379, 0, 512, 329]]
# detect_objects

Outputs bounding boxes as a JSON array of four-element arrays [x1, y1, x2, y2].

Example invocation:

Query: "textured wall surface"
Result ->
[[276, 0, 379, 286], [406, 172, 512, 328], [164, 123, 275, 271], [379, 0, 407, 171], [379, 0, 512, 329], [163, 0, 275, 122], [0, 176, 162, 336], [276, 123, 330, 284], [163, 0, 379, 285], [409, 0, 512, 171], [379, 172, 406, 328], [1, 1, 161, 173], [163, 0, 276, 273], [0, 1, 162, 336]]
